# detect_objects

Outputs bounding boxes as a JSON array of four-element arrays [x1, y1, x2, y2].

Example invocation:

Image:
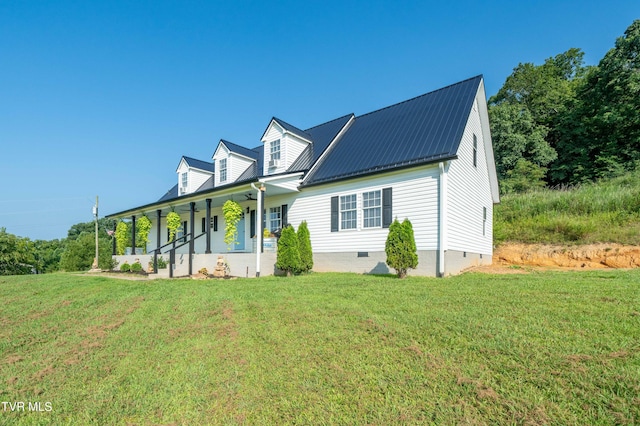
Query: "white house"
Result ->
[[106, 75, 500, 277]]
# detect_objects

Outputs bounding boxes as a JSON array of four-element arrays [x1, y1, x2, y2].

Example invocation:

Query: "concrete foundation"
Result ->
[[113, 249, 490, 278]]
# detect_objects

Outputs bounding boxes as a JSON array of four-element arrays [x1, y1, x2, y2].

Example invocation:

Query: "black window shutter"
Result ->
[[281, 204, 288, 227], [382, 187, 393, 228], [330, 196, 339, 232], [213, 215, 218, 232], [201, 217, 206, 233]]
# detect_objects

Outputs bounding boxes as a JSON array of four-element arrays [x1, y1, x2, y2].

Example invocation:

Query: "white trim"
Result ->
[[476, 80, 500, 203], [438, 161, 448, 277], [302, 114, 355, 184]]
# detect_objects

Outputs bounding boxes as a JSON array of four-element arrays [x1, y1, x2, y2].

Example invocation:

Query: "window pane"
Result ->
[[362, 190, 381, 228], [339, 194, 357, 229], [269, 206, 281, 231]]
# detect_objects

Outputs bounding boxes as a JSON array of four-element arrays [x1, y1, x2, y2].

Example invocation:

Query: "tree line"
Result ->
[[489, 19, 640, 193], [2, 20, 637, 274], [0, 219, 116, 275]]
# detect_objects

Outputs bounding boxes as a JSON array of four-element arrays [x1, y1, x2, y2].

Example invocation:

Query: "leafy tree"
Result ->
[[385, 218, 418, 278], [67, 218, 115, 241], [552, 20, 640, 183], [166, 211, 181, 242], [276, 225, 300, 276], [500, 159, 548, 194], [32, 239, 64, 273], [489, 48, 586, 190], [115, 221, 129, 255], [297, 221, 313, 273], [488, 103, 554, 192], [60, 233, 113, 271], [0, 228, 35, 275]]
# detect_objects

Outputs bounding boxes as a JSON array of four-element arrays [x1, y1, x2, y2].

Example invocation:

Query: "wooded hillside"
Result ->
[[489, 19, 640, 193]]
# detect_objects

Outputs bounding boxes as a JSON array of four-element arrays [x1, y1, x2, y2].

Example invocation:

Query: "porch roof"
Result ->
[[106, 173, 302, 220]]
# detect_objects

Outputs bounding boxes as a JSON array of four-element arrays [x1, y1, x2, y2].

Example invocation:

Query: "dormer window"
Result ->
[[269, 139, 281, 168], [181, 172, 188, 188], [219, 158, 227, 182]]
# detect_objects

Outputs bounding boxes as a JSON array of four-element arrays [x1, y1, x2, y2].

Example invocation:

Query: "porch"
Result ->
[[107, 174, 302, 277]]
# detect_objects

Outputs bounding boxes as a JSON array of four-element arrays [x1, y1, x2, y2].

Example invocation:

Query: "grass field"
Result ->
[[1, 271, 639, 425], [494, 169, 640, 245]]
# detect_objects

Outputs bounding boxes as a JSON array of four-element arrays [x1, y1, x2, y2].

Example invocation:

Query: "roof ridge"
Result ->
[[273, 116, 313, 140], [354, 75, 482, 120], [303, 113, 354, 132]]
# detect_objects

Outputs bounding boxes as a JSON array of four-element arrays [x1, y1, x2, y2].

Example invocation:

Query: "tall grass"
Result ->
[[495, 169, 640, 245]]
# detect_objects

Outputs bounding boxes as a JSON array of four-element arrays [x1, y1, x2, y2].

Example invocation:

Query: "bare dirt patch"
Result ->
[[473, 243, 640, 273]]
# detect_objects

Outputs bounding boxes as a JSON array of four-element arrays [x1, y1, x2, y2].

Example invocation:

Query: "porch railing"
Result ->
[[152, 231, 206, 278]]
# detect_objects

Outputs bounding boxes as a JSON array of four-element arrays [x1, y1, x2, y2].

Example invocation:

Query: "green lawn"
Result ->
[[1, 271, 639, 425]]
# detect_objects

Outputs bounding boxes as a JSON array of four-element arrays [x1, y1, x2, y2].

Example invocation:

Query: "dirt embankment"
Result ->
[[493, 243, 640, 269]]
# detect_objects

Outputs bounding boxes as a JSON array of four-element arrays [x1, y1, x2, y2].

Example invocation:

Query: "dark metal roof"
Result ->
[[272, 117, 313, 141], [158, 183, 178, 202], [221, 139, 261, 160], [303, 76, 482, 186], [289, 114, 354, 172], [182, 156, 214, 172], [195, 175, 215, 192]]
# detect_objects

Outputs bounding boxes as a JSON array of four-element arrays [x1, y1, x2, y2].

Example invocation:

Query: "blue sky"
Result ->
[[1, 1, 638, 240]]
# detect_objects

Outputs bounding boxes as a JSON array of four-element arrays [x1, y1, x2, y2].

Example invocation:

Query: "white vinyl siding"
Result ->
[[447, 88, 494, 255], [286, 166, 440, 253], [263, 122, 311, 175], [177, 160, 213, 195]]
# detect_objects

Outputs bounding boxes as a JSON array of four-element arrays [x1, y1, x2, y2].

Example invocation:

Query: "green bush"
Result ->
[[276, 225, 300, 276], [130, 262, 143, 273], [297, 221, 313, 273], [157, 256, 168, 269], [385, 218, 418, 278], [120, 262, 131, 272]]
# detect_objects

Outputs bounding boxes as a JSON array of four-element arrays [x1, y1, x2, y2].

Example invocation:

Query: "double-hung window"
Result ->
[[340, 194, 357, 230], [181, 172, 188, 188], [219, 158, 227, 182], [269, 206, 281, 232], [362, 190, 381, 228], [270, 139, 281, 162]]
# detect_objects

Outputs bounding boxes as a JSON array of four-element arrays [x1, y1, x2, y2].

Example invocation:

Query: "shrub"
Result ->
[[120, 262, 131, 272], [297, 221, 313, 273], [276, 225, 300, 276], [157, 256, 168, 269], [198, 267, 209, 276], [385, 218, 418, 278], [130, 262, 143, 273]]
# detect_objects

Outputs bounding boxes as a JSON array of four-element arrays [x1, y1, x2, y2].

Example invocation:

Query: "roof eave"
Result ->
[[301, 154, 458, 188]]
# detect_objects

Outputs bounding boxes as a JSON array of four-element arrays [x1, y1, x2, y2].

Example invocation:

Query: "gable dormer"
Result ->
[[261, 118, 313, 175], [212, 140, 258, 186], [176, 156, 214, 196]]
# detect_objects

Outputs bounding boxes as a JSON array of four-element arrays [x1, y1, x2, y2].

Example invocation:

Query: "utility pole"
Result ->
[[91, 196, 99, 271]]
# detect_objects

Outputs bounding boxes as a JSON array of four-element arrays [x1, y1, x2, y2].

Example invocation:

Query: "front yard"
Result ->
[[1, 271, 639, 424]]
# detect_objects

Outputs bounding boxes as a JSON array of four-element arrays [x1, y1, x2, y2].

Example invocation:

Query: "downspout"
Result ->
[[438, 162, 448, 277], [251, 182, 263, 277]]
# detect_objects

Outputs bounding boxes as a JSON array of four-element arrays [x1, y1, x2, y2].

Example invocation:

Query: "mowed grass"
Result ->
[[1, 272, 639, 425]]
